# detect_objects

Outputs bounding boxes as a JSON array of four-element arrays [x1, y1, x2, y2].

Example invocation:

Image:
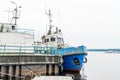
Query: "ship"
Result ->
[[35, 9, 87, 73], [0, 1, 87, 73], [0, 2, 64, 79], [0, 2, 87, 79]]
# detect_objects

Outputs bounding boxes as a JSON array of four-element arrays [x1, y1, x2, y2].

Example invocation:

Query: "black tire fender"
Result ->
[[84, 57, 87, 63]]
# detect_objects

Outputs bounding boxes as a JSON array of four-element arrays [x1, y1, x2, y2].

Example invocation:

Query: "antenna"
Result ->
[[58, 9, 61, 28], [45, 9, 53, 35], [11, 1, 21, 26]]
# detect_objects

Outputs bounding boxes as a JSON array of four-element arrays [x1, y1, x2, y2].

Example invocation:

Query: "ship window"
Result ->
[[51, 37, 55, 42], [57, 37, 61, 43], [12, 26, 15, 30], [45, 39, 47, 43], [47, 38, 49, 42], [73, 58, 80, 66], [0, 25, 4, 32]]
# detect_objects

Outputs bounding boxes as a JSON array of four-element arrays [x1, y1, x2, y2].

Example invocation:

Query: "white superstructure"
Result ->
[[0, 6, 66, 53], [0, 23, 34, 46], [35, 10, 68, 48], [0, 2, 34, 47]]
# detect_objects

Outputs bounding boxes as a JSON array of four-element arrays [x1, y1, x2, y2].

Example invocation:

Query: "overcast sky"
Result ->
[[0, 0, 120, 49]]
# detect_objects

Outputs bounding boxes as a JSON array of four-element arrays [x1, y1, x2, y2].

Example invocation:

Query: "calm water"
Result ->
[[82, 52, 120, 80]]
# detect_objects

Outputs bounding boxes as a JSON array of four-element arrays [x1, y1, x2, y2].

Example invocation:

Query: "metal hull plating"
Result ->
[[55, 45, 87, 73], [62, 54, 86, 73]]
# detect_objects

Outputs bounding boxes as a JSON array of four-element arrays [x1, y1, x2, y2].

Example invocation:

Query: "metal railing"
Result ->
[[34, 46, 57, 54], [16, 28, 34, 35], [0, 46, 57, 54], [0, 27, 34, 35]]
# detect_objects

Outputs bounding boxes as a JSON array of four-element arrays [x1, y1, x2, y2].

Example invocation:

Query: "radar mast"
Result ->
[[11, 1, 21, 26], [46, 9, 53, 35]]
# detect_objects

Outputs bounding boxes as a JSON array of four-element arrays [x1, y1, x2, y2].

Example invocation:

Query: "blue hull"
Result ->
[[55, 45, 87, 73], [62, 54, 86, 72]]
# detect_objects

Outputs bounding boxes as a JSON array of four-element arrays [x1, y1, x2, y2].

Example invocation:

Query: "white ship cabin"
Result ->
[[40, 27, 65, 49], [0, 23, 34, 46], [34, 9, 67, 49]]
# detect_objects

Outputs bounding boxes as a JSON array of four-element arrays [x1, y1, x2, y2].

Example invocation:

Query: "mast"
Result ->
[[11, 1, 21, 26], [46, 9, 53, 35]]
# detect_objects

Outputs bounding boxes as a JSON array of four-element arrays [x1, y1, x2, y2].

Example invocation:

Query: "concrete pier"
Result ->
[[0, 54, 62, 80]]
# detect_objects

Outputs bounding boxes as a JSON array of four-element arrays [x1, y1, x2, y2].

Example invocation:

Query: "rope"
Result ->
[[0, 72, 24, 79]]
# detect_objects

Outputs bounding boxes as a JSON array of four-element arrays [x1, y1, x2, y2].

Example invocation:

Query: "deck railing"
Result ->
[[0, 46, 57, 54], [15, 28, 34, 35], [0, 27, 34, 35], [0, 45, 88, 55]]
